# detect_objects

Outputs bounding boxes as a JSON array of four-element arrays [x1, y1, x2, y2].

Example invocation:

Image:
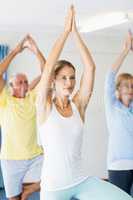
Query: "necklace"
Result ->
[[54, 98, 70, 111]]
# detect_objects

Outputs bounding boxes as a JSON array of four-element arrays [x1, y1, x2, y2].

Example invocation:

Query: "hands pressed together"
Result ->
[[64, 5, 78, 34], [15, 5, 78, 56], [15, 34, 39, 54], [123, 30, 133, 52]]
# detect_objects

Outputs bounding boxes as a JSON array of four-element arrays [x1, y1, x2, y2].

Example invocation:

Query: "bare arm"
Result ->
[[29, 48, 46, 90], [36, 6, 74, 122], [23, 35, 46, 90], [37, 32, 70, 105], [104, 31, 133, 107], [28, 75, 41, 91], [0, 39, 25, 92], [111, 31, 132, 73], [72, 15, 96, 116]]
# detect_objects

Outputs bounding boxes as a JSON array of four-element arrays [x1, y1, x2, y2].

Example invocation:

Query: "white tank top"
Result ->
[[38, 101, 89, 191]]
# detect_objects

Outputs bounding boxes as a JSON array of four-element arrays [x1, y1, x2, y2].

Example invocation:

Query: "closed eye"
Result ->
[[62, 76, 67, 80], [70, 76, 75, 80]]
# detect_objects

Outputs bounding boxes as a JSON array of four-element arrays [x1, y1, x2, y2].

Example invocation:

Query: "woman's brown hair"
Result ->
[[54, 60, 75, 77]]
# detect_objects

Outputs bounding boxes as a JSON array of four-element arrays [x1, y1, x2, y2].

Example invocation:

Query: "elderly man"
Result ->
[[0, 35, 45, 200]]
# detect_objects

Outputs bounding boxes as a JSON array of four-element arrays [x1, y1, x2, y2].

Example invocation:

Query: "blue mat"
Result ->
[[0, 189, 6, 200]]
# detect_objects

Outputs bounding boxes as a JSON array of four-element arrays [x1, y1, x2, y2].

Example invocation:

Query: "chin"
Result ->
[[63, 93, 71, 98], [127, 94, 133, 100], [122, 96, 133, 103], [63, 89, 73, 95], [19, 92, 27, 98], [64, 91, 72, 96], [129, 97, 133, 101]]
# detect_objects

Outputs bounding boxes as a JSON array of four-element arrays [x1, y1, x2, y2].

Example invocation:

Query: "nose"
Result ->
[[21, 83, 28, 91], [65, 78, 72, 87], [128, 85, 133, 90], [127, 86, 133, 95]]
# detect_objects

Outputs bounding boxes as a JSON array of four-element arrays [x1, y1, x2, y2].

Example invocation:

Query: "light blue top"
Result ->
[[104, 70, 133, 170]]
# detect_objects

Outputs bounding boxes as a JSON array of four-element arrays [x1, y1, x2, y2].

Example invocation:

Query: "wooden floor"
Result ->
[[0, 189, 40, 200]]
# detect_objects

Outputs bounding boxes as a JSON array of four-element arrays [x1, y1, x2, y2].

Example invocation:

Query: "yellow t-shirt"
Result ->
[[0, 87, 43, 160]]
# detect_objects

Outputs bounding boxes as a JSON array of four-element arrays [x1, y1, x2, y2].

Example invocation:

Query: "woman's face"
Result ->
[[118, 79, 133, 103], [54, 65, 76, 97]]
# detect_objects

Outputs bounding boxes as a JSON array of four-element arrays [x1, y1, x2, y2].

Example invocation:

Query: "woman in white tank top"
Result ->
[[36, 6, 132, 200]]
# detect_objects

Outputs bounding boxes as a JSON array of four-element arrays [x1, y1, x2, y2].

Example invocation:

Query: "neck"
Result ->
[[54, 96, 70, 109], [121, 98, 132, 108], [11, 90, 26, 98]]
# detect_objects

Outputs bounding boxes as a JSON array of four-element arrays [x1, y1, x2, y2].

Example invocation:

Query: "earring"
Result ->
[[52, 82, 56, 91]]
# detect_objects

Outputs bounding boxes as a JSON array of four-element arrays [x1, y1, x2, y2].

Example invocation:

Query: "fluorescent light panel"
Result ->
[[80, 12, 129, 33]]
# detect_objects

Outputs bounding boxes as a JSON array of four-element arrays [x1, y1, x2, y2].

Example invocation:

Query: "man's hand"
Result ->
[[22, 35, 39, 54], [14, 37, 27, 53]]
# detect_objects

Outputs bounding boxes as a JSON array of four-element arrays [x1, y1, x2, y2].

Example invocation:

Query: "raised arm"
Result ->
[[72, 14, 96, 116], [104, 31, 133, 107], [111, 31, 132, 73], [0, 38, 26, 93], [22, 35, 46, 90], [37, 6, 73, 106]]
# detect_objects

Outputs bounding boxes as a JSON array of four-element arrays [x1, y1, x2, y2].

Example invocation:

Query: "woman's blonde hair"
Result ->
[[116, 73, 133, 90]]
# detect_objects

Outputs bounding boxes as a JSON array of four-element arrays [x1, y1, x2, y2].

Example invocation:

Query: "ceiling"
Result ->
[[0, 0, 133, 35]]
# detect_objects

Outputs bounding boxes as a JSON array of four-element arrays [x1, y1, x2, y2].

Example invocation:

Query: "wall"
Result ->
[[0, 30, 133, 178]]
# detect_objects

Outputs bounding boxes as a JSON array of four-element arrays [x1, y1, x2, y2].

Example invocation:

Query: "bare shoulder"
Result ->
[[37, 94, 53, 125]]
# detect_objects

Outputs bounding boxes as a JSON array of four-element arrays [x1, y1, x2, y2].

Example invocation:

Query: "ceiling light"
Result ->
[[79, 12, 129, 33]]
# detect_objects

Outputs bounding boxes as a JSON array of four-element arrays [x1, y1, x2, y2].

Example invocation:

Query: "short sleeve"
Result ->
[[28, 89, 36, 104], [0, 87, 8, 107], [36, 125, 42, 146]]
